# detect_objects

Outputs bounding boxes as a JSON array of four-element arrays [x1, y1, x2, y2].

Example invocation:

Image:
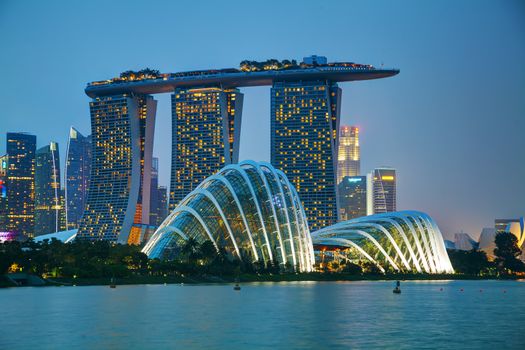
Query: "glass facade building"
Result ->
[[143, 160, 315, 272], [337, 125, 360, 183], [35, 142, 64, 235], [271, 80, 341, 232], [338, 176, 369, 221], [0, 154, 8, 231], [6, 133, 36, 238], [372, 168, 396, 214], [312, 211, 454, 273], [170, 87, 243, 210], [65, 127, 91, 229], [77, 94, 157, 242], [149, 157, 168, 227]]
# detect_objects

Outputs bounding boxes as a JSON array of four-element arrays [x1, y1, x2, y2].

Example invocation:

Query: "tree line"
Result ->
[[0, 231, 523, 280]]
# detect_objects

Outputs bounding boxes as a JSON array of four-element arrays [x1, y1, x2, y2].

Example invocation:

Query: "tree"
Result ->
[[199, 240, 217, 265], [181, 237, 200, 264], [447, 249, 492, 275], [341, 261, 362, 274], [494, 232, 525, 273]]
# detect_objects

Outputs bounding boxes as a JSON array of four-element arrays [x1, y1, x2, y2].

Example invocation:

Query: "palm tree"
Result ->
[[181, 237, 200, 264]]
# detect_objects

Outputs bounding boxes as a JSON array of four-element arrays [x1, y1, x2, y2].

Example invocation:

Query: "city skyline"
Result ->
[[1, 0, 524, 239]]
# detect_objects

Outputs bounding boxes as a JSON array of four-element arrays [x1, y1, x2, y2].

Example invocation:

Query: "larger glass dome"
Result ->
[[142, 160, 315, 272]]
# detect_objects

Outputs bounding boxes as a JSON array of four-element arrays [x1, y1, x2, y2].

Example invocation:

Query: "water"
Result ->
[[1, 280, 524, 349]]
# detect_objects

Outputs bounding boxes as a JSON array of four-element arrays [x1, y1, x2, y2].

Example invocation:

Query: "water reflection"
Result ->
[[0, 280, 524, 349]]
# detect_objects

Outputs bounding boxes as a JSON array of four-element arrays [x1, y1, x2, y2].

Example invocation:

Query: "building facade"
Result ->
[[149, 157, 168, 227], [337, 126, 360, 183], [65, 127, 91, 229], [6, 133, 36, 238], [338, 176, 371, 221], [0, 154, 7, 230], [170, 87, 243, 209], [35, 142, 64, 235], [270, 80, 341, 231], [372, 168, 396, 214], [77, 94, 157, 242], [495, 218, 519, 232]]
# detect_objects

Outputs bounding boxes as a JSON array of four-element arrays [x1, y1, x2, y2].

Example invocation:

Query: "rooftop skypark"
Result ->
[[85, 56, 398, 97]]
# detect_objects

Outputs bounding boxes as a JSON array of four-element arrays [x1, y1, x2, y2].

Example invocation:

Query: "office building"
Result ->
[[271, 80, 341, 231], [170, 87, 243, 209], [338, 175, 370, 221], [149, 157, 168, 226], [65, 127, 91, 229], [0, 154, 7, 230], [372, 168, 396, 214], [337, 126, 360, 183], [35, 142, 64, 235], [77, 94, 157, 243], [6, 133, 36, 238]]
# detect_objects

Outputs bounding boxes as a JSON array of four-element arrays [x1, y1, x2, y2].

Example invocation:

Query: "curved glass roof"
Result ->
[[142, 160, 314, 272]]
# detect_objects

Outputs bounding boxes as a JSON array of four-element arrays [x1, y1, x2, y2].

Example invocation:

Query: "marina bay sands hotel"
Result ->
[[77, 56, 399, 243]]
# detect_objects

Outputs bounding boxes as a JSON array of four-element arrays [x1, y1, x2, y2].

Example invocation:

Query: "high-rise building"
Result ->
[[35, 142, 64, 235], [6, 132, 36, 238], [271, 80, 341, 231], [170, 87, 243, 209], [65, 127, 91, 229], [371, 167, 396, 214], [149, 157, 168, 226], [77, 94, 157, 242], [338, 176, 372, 221], [82, 61, 398, 241], [0, 154, 8, 230], [337, 126, 360, 183]]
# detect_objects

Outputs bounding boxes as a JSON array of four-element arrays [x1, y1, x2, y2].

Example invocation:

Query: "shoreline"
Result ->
[[1, 273, 521, 288]]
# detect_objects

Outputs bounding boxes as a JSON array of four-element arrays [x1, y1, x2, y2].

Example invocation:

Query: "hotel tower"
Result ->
[[77, 94, 157, 242]]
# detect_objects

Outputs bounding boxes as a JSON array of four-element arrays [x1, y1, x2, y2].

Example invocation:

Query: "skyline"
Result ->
[[1, 0, 524, 238]]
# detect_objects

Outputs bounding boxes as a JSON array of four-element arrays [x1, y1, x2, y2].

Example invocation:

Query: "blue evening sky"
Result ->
[[0, 0, 524, 238]]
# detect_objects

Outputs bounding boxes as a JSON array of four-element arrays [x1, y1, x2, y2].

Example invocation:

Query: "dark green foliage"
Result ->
[[447, 249, 492, 275], [341, 261, 363, 274], [494, 231, 525, 273], [0, 239, 149, 278]]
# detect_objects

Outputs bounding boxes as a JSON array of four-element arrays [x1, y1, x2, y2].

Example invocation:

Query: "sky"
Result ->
[[0, 0, 524, 239]]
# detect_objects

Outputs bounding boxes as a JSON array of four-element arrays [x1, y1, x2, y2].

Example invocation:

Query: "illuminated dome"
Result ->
[[312, 211, 454, 273], [143, 160, 314, 272]]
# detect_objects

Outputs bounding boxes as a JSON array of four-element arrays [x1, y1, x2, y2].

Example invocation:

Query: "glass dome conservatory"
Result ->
[[142, 161, 315, 272], [311, 211, 454, 273]]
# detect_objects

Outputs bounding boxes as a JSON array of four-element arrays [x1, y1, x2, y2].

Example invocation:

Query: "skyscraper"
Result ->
[[6, 132, 36, 238], [77, 94, 157, 242], [35, 142, 63, 236], [0, 154, 7, 230], [337, 126, 360, 183], [338, 176, 371, 221], [170, 87, 243, 209], [149, 157, 168, 226], [81, 61, 397, 241], [372, 168, 396, 214], [271, 79, 341, 231], [65, 127, 91, 229]]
